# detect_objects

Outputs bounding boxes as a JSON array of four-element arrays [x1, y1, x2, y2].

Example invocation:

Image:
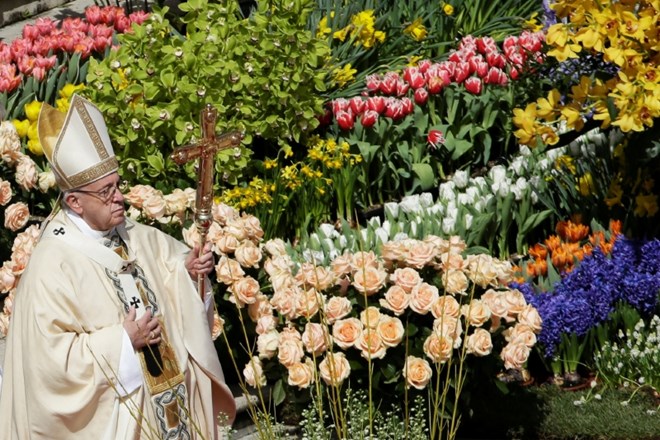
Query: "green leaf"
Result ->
[[272, 378, 285, 406], [412, 163, 435, 191]]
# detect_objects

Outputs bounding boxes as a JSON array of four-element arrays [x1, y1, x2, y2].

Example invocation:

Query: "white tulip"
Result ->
[[452, 170, 469, 189], [384, 202, 399, 218]]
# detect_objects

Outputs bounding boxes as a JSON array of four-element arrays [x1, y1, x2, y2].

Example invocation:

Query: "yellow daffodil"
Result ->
[[317, 15, 332, 38], [574, 25, 604, 52], [333, 26, 350, 42], [613, 112, 644, 132], [555, 155, 576, 174], [605, 181, 623, 208], [12, 119, 29, 138], [578, 172, 594, 196], [442, 2, 454, 16], [634, 193, 659, 217], [547, 43, 582, 62], [264, 158, 278, 169], [59, 83, 85, 99], [404, 18, 427, 42], [560, 103, 585, 131], [536, 89, 561, 119], [333, 63, 357, 88], [523, 12, 543, 32], [55, 98, 70, 113], [546, 24, 569, 47], [569, 76, 591, 103], [27, 121, 39, 140], [24, 100, 42, 122], [513, 103, 538, 133]]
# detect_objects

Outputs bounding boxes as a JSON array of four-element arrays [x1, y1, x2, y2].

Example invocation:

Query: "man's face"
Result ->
[[69, 172, 125, 231]]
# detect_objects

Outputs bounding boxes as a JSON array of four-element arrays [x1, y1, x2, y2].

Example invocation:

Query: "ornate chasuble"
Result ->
[[103, 233, 191, 439], [0, 209, 236, 439]]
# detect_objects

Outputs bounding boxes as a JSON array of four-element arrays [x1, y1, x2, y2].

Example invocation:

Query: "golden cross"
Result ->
[[171, 104, 243, 298]]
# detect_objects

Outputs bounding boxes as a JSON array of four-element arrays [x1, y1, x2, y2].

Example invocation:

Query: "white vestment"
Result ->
[[0, 210, 236, 439]]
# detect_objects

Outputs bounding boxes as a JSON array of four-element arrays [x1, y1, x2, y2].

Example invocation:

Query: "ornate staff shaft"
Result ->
[[171, 104, 243, 299]]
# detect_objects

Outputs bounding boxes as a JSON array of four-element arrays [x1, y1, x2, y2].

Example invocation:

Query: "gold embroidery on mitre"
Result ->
[[67, 156, 119, 189], [73, 97, 110, 160]]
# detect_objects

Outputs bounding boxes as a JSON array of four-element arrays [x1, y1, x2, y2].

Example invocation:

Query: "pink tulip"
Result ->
[[395, 79, 410, 96], [361, 109, 379, 128], [465, 77, 483, 95], [379, 73, 398, 95], [129, 10, 150, 25], [385, 98, 406, 121], [367, 96, 387, 114], [414, 87, 428, 105], [484, 67, 508, 85], [427, 76, 444, 94], [403, 66, 426, 89], [85, 5, 103, 24], [365, 73, 381, 92], [332, 98, 350, 115], [336, 110, 355, 131], [31, 66, 46, 81], [349, 96, 366, 115], [417, 59, 432, 74], [519, 30, 543, 53], [34, 17, 57, 35], [453, 62, 470, 83], [22, 24, 40, 41], [90, 24, 114, 39], [486, 51, 506, 69], [458, 35, 478, 52], [62, 17, 89, 34], [10, 39, 32, 60], [114, 16, 133, 33], [476, 36, 498, 54], [0, 64, 22, 93], [400, 97, 413, 115], [469, 56, 489, 77], [92, 36, 112, 53], [427, 129, 445, 148], [0, 43, 11, 63]]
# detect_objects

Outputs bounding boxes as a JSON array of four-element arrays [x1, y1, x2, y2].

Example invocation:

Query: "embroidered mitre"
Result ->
[[37, 94, 118, 191]]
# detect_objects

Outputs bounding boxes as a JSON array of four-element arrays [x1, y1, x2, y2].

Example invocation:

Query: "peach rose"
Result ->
[[247, 293, 273, 322], [494, 259, 515, 285], [465, 254, 499, 288], [441, 268, 469, 295], [503, 324, 537, 347], [380, 240, 406, 263], [481, 289, 509, 318], [501, 340, 530, 370], [243, 356, 266, 387], [0, 264, 16, 293], [214, 231, 240, 255], [460, 299, 491, 327], [257, 330, 279, 359], [270, 286, 300, 320], [278, 337, 305, 367], [332, 317, 363, 349], [319, 352, 351, 386], [423, 333, 453, 364], [229, 275, 260, 307], [225, 217, 248, 241], [4, 202, 29, 231], [37, 170, 56, 193], [324, 296, 352, 323], [431, 295, 460, 319], [278, 326, 302, 343], [351, 266, 388, 296], [241, 213, 264, 241], [142, 192, 167, 220], [377, 315, 404, 348], [12, 224, 39, 254], [263, 238, 288, 257], [403, 355, 433, 390], [263, 255, 293, 279], [215, 256, 245, 285], [235, 241, 263, 269], [211, 311, 225, 340], [296, 287, 321, 319], [212, 202, 239, 225], [465, 328, 493, 356], [406, 240, 437, 269], [124, 184, 158, 209], [433, 315, 463, 345], [0, 312, 9, 337], [360, 306, 381, 328], [296, 262, 335, 291], [438, 252, 464, 271], [14, 156, 37, 191], [504, 289, 528, 321], [356, 328, 387, 360], [351, 251, 380, 272], [379, 285, 410, 316], [287, 358, 315, 389], [518, 304, 542, 333], [423, 235, 449, 254], [330, 253, 353, 278], [410, 282, 439, 315], [302, 322, 329, 356], [390, 267, 421, 293], [255, 314, 278, 335], [182, 224, 201, 248], [0, 179, 12, 206], [2, 291, 13, 315], [163, 188, 189, 216]]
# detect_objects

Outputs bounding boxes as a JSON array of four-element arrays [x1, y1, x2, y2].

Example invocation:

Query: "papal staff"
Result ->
[[171, 104, 243, 299]]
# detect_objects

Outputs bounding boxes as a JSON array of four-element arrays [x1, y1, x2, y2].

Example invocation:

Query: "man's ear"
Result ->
[[64, 192, 83, 215]]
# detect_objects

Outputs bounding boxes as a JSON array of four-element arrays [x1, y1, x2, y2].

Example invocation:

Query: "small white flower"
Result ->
[[452, 170, 469, 188], [590, 380, 597, 388], [131, 118, 141, 130], [438, 181, 456, 202], [174, 48, 183, 57], [419, 192, 434, 207], [594, 394, 602, 400], [383, 202, 399, 218], [620, 401, 629, 406], [399, 194, 422, 214], [110, 60, 121, 69]]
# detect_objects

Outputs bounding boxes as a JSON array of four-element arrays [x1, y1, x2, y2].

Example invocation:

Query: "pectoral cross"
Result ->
[[171, 104, 243, 299]]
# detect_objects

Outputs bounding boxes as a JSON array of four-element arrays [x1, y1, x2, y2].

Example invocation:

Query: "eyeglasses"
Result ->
[[73, 180, 128, 203]]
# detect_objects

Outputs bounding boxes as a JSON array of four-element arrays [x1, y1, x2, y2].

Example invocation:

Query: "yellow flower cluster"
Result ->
[[332, 63, 357, 88], [332, 10, 386, 49], [403, 18, 427, 42], [513, 0, 660, 146], [307, 135, 362, 170], [218, 178, 274, 210]]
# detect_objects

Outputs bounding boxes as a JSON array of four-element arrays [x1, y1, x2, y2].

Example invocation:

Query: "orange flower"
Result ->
[[557, 220, 589, 242], [551, 245, 574, 271], [609, 219, 622, 237], [528, 243, 548, 260], [544, 235, 562, 252], [526, 258, 548, 277]]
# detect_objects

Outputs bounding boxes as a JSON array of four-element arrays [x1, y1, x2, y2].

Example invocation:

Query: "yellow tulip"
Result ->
[[634, 193, 659, 217], [24, 100, 42, 122], [27, 138, 44, 156], [12, 119, 30, 138]]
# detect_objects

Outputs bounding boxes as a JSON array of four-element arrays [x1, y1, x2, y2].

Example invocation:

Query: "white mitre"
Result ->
[[37, 94, 118, 191]]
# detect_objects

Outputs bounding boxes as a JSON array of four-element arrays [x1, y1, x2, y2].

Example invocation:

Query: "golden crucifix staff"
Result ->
[[171, 104, 243, 299]]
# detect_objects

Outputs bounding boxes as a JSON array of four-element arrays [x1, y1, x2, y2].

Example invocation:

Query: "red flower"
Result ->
[[469, 56, 489, 77], [400, 97, 413, 115], [361, 109, 379, 128], [379, 72, 399, 95], [427, 129, 445, 148], [453, 62, 470, 83], [367, 96, 387, 114], [332, 98, 350, 115], [486, 51, 506, 68], [465, 77, 483, 94], [349, 96, 366, 115], [336, 110, 355, 131], [417, 59, 432, 74], [384, 98, 405, 120], [403, 66, 426, 89], [396, 79, 410, 96], [414, 88, 428, 105], [484, 67, 508, 85], [365, 73, 381, 92]]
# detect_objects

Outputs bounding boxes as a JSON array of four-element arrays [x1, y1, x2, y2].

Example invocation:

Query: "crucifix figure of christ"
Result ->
[[171, 104, 243, 299]]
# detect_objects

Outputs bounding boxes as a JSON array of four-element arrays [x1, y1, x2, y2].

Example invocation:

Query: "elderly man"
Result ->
[[0, 95, 236, 439]]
